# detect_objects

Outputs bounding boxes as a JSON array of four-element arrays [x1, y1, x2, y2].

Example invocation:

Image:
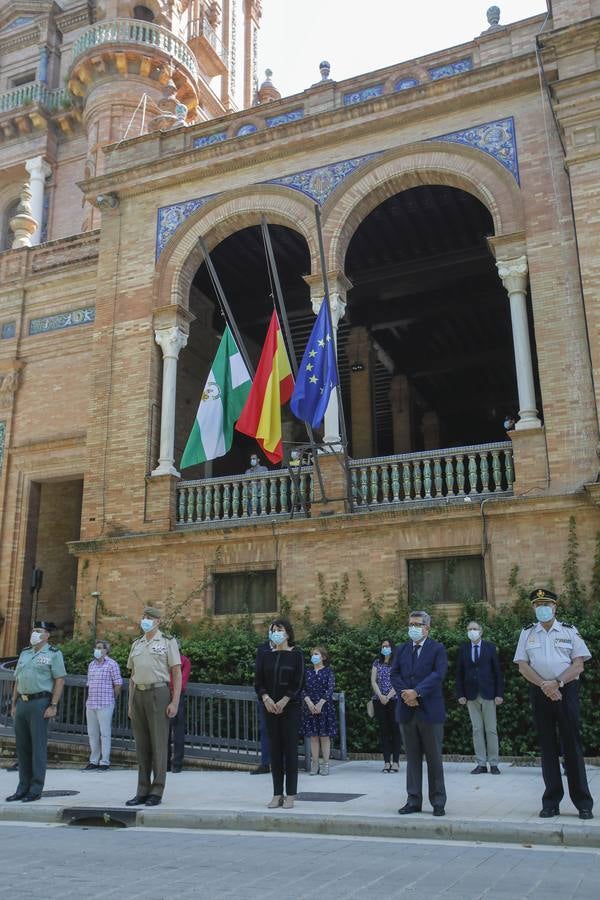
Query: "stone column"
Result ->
[[24, 156, 51, 246], [389, 374, 412, 453], [421, 410, 441, 450], [496, 256, 542, 430], [152, 326, 189, 477], [346, 325, 375, 458]]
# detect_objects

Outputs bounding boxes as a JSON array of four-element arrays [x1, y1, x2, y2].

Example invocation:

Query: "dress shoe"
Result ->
[[125, 795, 148, 806], [98, 765, 110, 771], [579, 809, 594, 820], [22, 794, 42, 802], [5, 792, 27, 802], [539, 807, 559, 818], [171, 766, 182, 773], [470, 765, 488, 774], [84, 763, 99, 771], [489, 766, 501, 774], [250, 765, 270, 775], [432, 806, 445, 817], [145, 795, 161, 806], [398, 804, 422, 814]]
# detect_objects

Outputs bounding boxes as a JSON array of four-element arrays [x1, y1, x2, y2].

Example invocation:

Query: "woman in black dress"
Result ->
[[254, 618, 304, 809]]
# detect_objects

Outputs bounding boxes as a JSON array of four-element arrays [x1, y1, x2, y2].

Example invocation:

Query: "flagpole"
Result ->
[[314, 204, 355, 513], [260, 217, 328, 502], [197, 235, 255, 378]]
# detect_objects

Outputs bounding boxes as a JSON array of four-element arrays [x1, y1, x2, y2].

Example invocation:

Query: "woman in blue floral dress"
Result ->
[[302, 647, 337, 775]]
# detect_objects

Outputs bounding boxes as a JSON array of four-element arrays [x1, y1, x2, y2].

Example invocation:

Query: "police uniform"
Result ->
[[514, 590, 594, 816], [127, 608, 180, 804], [9, 622, 66, 801]]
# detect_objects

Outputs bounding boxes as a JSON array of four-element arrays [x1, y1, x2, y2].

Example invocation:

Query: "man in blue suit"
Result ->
[[390, 610, 448, 816], [456, 620, 504, 774]]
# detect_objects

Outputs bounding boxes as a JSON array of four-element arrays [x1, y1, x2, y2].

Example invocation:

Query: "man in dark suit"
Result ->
[[390, 610, 448, 817], [456, 621, 504, 774]]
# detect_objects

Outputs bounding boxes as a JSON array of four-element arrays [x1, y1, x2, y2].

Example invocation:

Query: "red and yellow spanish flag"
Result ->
[[235, 311, 294, 464]]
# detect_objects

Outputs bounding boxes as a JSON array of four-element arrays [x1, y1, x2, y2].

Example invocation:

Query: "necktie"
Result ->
[[474, 644, 479, 664]]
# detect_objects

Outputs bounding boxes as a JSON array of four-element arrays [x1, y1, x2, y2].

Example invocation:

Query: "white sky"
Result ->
[[258, 0, 549, 99]]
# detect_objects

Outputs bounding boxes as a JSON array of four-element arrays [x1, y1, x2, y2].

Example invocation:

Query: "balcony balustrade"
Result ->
[[0, 82, 68, 115], [188, 13, 227, 76]]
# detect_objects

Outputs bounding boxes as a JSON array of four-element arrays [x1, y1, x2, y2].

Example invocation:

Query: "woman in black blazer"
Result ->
[[254, 618, 304, 808]]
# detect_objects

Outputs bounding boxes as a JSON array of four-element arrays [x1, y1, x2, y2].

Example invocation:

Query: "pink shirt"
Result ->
[[86, 656, 123, 708]]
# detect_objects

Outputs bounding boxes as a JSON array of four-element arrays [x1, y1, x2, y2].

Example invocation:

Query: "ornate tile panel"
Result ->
[[236, 123, 258, 136], [394, 77, 420, 91], [265, 108, 304, 128], [431, 117, 519, 183], [343, 84, 384, 106], [266, 153, 381, 206], [0, 421, 4, 474], [1, 322, 16, 339], [29, 307, 95, 335], [193, 131, 228, 149], [428, 57, 473, 80], [156, 194, 218, 259]]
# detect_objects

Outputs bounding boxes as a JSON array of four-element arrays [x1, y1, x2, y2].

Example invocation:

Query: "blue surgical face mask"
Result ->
[[311, 654, 321, 665], [408, 625, 424, 642], [535, 605, 554, 623], [140, 618, 155, 633], [93, 648, 104, 659], [381, 646, 392, 657], [269, 630, 286, 645]]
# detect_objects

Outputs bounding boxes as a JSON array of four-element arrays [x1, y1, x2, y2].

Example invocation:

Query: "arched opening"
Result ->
[[341, 184, 542, 457], [133, 5, 155, 22], [175, 224, 312, 479]]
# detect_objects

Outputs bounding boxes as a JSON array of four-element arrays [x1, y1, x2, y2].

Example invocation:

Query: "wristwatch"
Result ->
[[557, 680, 564, 689]]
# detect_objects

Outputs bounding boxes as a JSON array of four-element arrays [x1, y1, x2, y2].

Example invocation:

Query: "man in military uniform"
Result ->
[[5, 621, 66, 802], [126, 605, 181, 807], [514, 588, 594, 819]]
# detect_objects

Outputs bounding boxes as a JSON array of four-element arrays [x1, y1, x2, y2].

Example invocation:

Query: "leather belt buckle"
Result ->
[[21, 694, 29, 701]]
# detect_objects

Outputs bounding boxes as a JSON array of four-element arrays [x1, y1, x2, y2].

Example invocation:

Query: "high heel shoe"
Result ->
[[267, 795, 283, 808], [391, 762, 399, 773], [382, 763, 391, 773]]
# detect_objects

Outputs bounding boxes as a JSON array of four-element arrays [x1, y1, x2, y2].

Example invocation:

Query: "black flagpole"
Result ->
[[197, 235, 255, 378], [260, 217, 328, 504], [314, 204, 355, 513]]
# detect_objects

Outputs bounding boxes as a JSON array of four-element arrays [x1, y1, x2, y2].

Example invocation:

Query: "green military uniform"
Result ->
[[13, 640, 66, 798], [127, 624, 180, 800]]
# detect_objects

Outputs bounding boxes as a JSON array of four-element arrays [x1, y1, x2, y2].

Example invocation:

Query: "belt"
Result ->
[[135, 682, 169, 691], [19, 692, 52, 702]]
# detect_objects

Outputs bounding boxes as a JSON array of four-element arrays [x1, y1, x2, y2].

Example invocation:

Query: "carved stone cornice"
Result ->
[[55, 4, 93, 33], [0, 23, 41, 52]]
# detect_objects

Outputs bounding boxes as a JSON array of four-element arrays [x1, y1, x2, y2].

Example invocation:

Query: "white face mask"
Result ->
[[140, 618, 155, 633], [94, 648, 104, 659], [467, 630, 481, 642], [250, 458, 258, 467], [30, 631, 43, 645]]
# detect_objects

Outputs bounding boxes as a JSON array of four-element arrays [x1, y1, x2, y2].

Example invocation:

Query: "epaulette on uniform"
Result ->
[[49, 645, 58, 652], [523, 623, 536, 630], [559, 622, 574, 628]]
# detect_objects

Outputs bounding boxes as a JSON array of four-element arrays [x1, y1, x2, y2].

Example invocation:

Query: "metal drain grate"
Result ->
[[62, 807, 137, 827], [296, 792, 364, 803], [42, 790, 80, 798]]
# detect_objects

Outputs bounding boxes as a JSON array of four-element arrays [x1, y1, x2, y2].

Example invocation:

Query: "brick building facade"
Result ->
[[1, 1, 599, 651]]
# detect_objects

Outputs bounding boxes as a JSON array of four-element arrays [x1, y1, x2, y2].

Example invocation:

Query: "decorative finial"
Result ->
[[319, 60, 331, 81], [264, 68, 273, 81], [486, 6, 501, 27], [257, 68, 280, 103]]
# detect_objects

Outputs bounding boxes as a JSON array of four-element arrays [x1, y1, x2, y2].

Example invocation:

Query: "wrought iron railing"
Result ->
[[70, 19, 199, 82], [0, 668, 347, 765], [176, 467, 314, 526], [188, 13, 227, 65], [0, 82, 69, 114], [350, 442, 514, 506]]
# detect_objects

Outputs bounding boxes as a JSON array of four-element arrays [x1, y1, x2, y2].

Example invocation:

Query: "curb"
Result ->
[[1, 802, 598, 848]]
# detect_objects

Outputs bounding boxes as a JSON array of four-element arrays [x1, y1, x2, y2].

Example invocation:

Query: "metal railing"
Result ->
[[176, 466, 314, 526], [0, 82, 69, 115], [70, 19, 199, 82], [0, 668, 347, 765], [350, 441, 514, 506], [188, 13, 227, 65]]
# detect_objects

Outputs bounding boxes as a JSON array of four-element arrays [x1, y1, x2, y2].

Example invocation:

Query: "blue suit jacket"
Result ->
[[455, 640, 504, 701], [390, 638, 447, 724]]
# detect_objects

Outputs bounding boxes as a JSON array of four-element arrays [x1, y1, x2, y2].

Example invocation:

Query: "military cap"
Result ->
[[143, 605, 163, 619], [529, 588, 558, 604], [33, 620, 56, 632]]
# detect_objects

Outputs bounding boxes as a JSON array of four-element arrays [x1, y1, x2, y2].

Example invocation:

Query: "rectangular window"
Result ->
[[213, 570, 277, 616], [407, 556, 484, 605], [10, 72, 36, 87]]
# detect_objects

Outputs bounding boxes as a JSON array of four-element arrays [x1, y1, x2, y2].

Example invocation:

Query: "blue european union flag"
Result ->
[[290, 298, 339, 428]]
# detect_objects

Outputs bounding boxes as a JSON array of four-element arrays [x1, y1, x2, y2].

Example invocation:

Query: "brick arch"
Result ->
[[154, 186, 319, 310], [325, 142, 525, 271]]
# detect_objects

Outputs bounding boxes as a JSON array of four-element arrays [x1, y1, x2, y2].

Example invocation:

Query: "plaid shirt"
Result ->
[[86, 657, 123, 709]]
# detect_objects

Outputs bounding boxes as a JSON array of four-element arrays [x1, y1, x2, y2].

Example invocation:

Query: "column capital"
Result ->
[[303, 270, 353, 302], [311, 292, 346, 328], [25, 156, 52, 180], [154, 325, 188, 360], [496, 255, 529, 295]]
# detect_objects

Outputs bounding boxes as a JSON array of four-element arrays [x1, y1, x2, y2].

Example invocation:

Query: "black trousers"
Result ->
[[373, 698, 402, 763], [530, 683, 593, 812], [400, 717, 446, 809], [167, 695, 185, 770], [15, 697, 50, 796], [265, 702, 300, 796]]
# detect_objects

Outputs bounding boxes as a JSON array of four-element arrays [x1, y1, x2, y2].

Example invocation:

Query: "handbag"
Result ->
[[366, 699, 375, 718]]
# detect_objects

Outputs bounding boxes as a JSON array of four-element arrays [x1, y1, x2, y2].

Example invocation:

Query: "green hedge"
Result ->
[[58, 519, 600, 757]]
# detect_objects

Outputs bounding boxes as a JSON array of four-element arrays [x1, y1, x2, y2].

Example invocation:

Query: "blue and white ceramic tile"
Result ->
[[193, 131, 228, 149], [29, 307, 95, 335], [266, 153, 380, 206], [156, 195, 218, 259], [0, 421, 5, 474], [431, 117, 519, 183], [236, 123, 258, 136], [429, 58, 473, 80], [394, 77, 420, 92], [265, 108, 304, 128], [343, 84, 384, 106], [1, 322, 16, 340]]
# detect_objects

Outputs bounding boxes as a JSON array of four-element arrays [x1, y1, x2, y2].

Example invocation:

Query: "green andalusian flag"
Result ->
[[181, 327, 251, 467]]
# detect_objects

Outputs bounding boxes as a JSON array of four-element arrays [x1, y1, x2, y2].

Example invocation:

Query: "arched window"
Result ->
[[133, 5, 155, 21], [0, 199, 20, 252]]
